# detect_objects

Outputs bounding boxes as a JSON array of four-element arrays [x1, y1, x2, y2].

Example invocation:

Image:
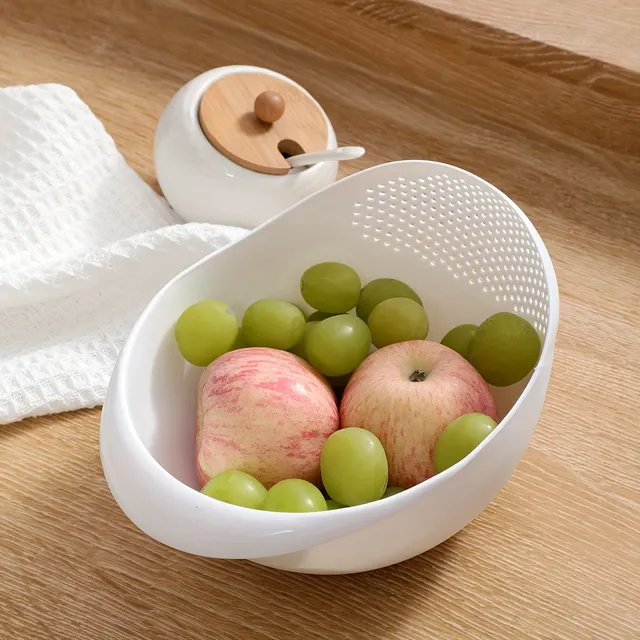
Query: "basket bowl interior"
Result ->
[[119, 161, 553, 490]]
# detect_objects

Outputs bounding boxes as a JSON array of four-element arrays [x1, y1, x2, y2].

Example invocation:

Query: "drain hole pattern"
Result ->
[[352, 174, 549, 334]]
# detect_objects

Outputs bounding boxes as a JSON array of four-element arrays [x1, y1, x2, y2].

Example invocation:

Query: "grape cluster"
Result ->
[[174, 260, 541, 512], [202, 428, 397, 512], [441, 312, 541, 387]]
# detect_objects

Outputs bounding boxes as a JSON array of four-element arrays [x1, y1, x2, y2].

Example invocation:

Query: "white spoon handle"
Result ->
[[287, 146, 365, 168]]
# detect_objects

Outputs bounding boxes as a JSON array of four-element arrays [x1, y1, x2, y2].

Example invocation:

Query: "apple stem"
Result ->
[[409, 370, 428, 382]]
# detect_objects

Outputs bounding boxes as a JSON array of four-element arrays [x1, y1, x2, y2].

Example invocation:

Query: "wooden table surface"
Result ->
[[420, 0, 640, 74], [1, 1, 639, 639]]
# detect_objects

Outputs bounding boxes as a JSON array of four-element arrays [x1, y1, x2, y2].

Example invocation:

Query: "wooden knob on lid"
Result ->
[[254, 90, 285, 123], [198, 73, 328, 175]]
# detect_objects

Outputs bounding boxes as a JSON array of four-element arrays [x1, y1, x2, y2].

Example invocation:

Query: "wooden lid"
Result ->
[[198, 73, 329, 175]]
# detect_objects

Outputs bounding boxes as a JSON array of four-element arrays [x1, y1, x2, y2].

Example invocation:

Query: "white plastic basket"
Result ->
[[100, 160, 559, 574]]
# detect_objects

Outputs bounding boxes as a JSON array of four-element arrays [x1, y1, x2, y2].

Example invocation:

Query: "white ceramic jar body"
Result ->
[[154, 65, 338, 229]]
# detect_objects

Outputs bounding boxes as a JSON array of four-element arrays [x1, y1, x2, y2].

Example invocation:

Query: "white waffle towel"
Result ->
[[0, 84, 246, 424]]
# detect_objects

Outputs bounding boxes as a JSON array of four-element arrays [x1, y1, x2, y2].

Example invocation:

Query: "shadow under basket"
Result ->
[[100, 160, 559, 575]]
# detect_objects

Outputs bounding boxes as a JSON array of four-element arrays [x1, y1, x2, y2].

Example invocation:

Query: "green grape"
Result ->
[[326, 499, 346, 510], [321, 427, 388, 506], [433, 413, 497, 473], [367, 297, 429, 348], [307, 310, 338, 322], [242, 299, 306, 351], [263, 479, 327, 513], [174, 299, 238, 367], [232, 327, 247, 350], [467, 312, 541, 386], [289, 321, 318, 360], [356, 278, 422, 322], [382, 487, 404, 498], [441, 324, 478, 359], [306, 315, 371, 377], [300, 262, 361, 314], [200, 470, 267, 509]]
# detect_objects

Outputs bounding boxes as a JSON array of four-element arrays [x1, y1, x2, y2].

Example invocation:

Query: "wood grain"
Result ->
[[417, 0, 640, 75], [1, 1, 639, 639], [199, 72, 327, 175]]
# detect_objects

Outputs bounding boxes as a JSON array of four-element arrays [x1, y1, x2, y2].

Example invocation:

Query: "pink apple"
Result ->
[[196, 347, 339, 488], [340, 340, 498, 487]]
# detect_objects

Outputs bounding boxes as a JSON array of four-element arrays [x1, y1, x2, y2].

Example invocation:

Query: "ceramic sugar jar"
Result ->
[[154, 65, 360, 228]]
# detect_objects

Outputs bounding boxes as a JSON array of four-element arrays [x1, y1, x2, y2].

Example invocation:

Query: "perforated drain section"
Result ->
[[353, 174, 549, 334]]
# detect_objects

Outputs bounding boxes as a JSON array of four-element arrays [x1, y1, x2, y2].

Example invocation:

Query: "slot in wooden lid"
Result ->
[[198, 73, 328, 175]]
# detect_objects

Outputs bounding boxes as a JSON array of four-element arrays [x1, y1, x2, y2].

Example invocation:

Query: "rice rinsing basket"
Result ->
[[100, 160, 559, 575]]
